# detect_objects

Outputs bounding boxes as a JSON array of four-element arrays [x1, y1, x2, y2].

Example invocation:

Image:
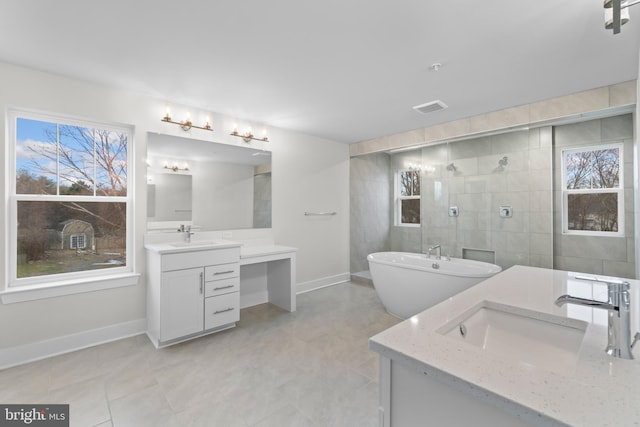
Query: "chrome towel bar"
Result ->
[[304, 212, 337, 216]]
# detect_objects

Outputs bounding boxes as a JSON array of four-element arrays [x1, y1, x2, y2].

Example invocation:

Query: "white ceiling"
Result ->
[[1, 1, 639, 144]]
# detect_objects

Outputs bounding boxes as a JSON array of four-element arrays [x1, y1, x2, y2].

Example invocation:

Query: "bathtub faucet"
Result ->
[[555, 276, 638, 360], [427, 245, 441, 260]]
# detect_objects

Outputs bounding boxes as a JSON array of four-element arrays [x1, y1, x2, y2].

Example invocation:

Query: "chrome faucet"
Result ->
[[555, 276, 639, 360], [427, 245, 441, 260], [178, 224, 194, 243]]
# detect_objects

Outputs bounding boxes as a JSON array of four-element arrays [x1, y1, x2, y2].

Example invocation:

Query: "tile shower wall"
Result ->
[[350, 152, 391, 273], [253, 172, 272, 228], [349, 113, 635, 276], [420, 128, 554, 269], [552, 114, 636, 278]]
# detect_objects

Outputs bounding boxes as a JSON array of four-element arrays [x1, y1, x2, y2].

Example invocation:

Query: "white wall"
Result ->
[[269, 127, 350, 286], [0, 61, 350, 362]]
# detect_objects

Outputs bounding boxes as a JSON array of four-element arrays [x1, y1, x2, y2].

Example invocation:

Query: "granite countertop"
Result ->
[[369, 265, 640, 426]]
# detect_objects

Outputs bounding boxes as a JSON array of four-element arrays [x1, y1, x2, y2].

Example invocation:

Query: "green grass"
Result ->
[[17, 250, 125, 278], [17, 261, 68, 278]]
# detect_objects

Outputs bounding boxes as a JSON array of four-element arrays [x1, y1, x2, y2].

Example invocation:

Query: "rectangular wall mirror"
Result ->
[[146, 132, 272, 230]]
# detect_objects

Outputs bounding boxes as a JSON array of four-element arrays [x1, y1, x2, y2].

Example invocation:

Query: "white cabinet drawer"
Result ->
[[162, 247, 240, 272], [205, 292, 239, 330], [204, 263, 239, 281], [204, 277, 239, 297]]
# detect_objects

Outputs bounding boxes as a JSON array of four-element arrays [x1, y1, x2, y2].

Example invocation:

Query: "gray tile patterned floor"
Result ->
[[0, 282, 400, 426]]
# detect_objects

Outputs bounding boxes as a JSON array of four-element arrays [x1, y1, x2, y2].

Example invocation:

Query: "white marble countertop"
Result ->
[[240, 244, 297, 259], [144, 239, 241, 254], [369, 265, 640, 426], [144, 239, 297, 260]]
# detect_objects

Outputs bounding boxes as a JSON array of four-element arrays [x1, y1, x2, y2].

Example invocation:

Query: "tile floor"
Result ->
[[0, 282, 400, 427]]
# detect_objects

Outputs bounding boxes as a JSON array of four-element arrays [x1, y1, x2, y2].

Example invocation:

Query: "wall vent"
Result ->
[[413, 100, 448, 114]]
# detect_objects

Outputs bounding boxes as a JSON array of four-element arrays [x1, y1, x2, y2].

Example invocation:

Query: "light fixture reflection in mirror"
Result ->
[[163, 162, 190, 172]]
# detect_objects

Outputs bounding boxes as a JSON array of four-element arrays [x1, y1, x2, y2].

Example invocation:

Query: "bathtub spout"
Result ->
[[427, 245, 441, 260]]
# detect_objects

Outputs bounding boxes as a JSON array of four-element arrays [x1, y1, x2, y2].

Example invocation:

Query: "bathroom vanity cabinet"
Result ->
[[146, 245, 241, 348], [369, 266, 640, 427]]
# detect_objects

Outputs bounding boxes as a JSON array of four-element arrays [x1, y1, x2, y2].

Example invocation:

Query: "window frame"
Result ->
[[2, 108, 138, 303], [394, 169, 421, 227], [561, 143, 624, 237]]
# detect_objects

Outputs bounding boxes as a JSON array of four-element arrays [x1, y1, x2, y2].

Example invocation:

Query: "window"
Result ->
[[6, 109, 134, 294], [70, 234, 86, 250], [395, 169, 421, 226], [561, 144, 623, 236]]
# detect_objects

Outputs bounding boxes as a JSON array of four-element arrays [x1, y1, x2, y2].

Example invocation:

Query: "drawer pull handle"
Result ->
[[200, 272, 204, 294], [214, 270, 235, 275], [213, 285, 235, 291], [214, 307, 235, 315]]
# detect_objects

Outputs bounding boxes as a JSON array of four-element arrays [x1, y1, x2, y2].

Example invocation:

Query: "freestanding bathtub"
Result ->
[[367, 252, 502, 319]]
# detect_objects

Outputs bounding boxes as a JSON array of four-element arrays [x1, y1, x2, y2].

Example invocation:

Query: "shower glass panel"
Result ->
[[420, 143, 451, 257]]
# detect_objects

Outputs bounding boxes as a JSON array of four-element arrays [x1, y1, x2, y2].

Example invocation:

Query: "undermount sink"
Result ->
[[168, 240, 225, 248], [438, 301, 587, 373]]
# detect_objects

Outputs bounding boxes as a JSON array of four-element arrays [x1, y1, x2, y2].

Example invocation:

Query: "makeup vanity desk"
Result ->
[[239, 244, 297, 312], [144, 237, 297, 348]]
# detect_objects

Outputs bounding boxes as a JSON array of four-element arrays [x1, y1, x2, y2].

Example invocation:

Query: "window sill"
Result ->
[[0, 273, 140, 304], [562, 230, 625, 238]]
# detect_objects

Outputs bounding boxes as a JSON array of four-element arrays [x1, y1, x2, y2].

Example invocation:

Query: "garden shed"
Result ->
[[54, 219, 95, 251]]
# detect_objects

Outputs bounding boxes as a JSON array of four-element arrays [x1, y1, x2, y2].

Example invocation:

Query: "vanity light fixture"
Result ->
[[163, 163, 190, 172], [231, 125, 269, 143], [161, 110, 212, 132], [604, 0, 639, 34]]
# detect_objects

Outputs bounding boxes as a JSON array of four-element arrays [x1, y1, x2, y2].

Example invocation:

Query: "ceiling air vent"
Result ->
[[413, 100, 448, 114]]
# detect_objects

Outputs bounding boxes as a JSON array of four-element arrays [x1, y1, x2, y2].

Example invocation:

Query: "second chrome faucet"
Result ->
[[555, 276, 639, 360]]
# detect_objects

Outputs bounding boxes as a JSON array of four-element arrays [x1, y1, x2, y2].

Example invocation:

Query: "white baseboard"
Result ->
[[0, 318, 147, 370], [296, 272, 351, 294]]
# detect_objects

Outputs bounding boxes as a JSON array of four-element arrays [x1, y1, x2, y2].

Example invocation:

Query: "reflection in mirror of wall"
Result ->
[[147, 174, 192, 222], [146, 132, 272, 230]]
